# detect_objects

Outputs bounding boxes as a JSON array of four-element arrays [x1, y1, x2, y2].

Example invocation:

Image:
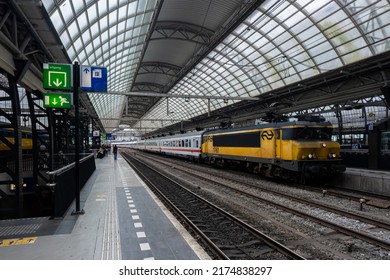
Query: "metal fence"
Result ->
[[47, 153, 95, 217]]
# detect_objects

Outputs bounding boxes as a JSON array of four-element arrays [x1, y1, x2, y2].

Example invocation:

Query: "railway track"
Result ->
[[291, 183, 390, 206], [129, 150, 390, 253], [121, 151, 305, 260]]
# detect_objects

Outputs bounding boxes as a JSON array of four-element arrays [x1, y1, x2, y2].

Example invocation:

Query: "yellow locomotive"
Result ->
[[201, 119, 345, 182]]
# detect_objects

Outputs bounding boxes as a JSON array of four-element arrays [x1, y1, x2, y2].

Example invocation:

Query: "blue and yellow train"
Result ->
[[0, 126, 48, 151], [122, 118, 346, 182]]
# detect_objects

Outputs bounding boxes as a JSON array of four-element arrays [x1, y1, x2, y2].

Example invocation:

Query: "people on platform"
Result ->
[[113, 144, 118, 160], [97, 145, 105, 158]]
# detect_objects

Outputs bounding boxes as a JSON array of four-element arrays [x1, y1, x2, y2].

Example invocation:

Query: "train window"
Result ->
[[4, 130, 13, 138], [283, 127, 332, 140], [213, 132, 260, 147], [182, 140, 184, 147], [189, 140, 192, 147], [381, 131, 390, 151]]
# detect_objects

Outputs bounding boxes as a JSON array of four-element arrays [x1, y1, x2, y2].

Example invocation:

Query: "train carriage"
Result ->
[[123, 117, 345, 182], [144, 139, 160, 153], [202, 120, 345, 181], [159, 131, 203, 161], [0, 125, 49, 152]]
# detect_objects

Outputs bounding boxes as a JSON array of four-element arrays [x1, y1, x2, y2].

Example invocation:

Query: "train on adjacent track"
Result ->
[[119, 118, 346, 182], [0, 125, 49, 152]]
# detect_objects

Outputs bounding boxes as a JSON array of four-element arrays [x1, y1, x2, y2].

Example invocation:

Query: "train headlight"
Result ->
[[322, 143, 327, 148], [308, 154, 313, 159], [328, 153, 337, 159]]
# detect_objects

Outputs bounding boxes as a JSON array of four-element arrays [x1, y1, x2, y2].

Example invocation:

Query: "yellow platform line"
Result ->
[[0, 237, 37, 247]]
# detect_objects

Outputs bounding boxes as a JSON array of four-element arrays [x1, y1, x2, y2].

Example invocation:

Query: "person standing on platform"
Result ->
[[113, 144, 118, 160]]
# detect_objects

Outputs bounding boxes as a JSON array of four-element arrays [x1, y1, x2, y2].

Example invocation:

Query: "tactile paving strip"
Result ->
[[0, 217, 58, 239], [0, 224, 41, 237]]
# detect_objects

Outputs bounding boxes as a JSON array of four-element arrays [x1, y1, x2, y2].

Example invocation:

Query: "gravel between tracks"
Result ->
[[130, 151, 390, 260]]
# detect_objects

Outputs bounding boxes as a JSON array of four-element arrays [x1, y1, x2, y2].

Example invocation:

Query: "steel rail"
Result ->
[[121, 152, 228, 260], [122, 151, 305, 260], [166, 159, 390, 251]]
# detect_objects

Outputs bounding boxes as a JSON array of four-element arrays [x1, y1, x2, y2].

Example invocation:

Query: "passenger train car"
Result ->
[[122, 131, 202, 160], [122, 119, 346, 182], [0, 125, 49, 151]]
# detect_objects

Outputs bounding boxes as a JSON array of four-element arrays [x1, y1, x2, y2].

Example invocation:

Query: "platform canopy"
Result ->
[[42, 0, 390, 133]]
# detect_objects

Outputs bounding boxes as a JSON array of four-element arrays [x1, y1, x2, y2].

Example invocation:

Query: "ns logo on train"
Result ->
[[261, 130, 274, 140]]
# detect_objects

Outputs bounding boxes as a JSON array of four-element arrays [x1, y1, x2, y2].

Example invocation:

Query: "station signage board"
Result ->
[[81, 65, 107, 92], [43, 63, 72, 90], [93, 130, 100, 137], [43, 93, 72, 109]]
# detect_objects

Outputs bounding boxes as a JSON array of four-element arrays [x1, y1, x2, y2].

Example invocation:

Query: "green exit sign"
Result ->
[[43, 63, 72, 90], [43, 93, 72, 109]]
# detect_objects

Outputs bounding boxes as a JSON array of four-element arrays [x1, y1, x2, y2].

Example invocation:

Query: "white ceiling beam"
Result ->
[[86, 91, 260, 101]]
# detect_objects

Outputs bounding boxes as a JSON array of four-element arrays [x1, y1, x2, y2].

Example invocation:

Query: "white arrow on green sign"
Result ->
[[43, 93, 72, 109], [43, 63, 72, 90]]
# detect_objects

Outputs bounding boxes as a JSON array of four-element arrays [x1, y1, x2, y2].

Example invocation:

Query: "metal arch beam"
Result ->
[[132, 82, 165, 93], [125, 108, 148, 114], [7, 0, 56, 62], [138, 61, 182, 76], [101, 118, 190, 122], [127, 101, 154, 107], [137, 53, 390, 137], [89, 91, 260, 101], [128, 0, 264, 122], [0, 72, 23, 217], [151, 21, 214, 44], [164, 0, 266, 92], [126, 106, 153, 113]]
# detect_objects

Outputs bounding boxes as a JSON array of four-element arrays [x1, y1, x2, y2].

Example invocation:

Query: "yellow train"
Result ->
[[0, 126, 48, 151], [126, 118, 345, 182], [201, 119, 345, 182]]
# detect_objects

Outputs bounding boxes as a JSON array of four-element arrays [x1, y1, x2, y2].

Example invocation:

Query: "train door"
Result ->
[[275, 129, 281, 159]]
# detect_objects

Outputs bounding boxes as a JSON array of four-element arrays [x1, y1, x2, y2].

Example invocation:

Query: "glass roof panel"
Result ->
[[98, 0, 108, 15], [61, 1, 73, 25], [77, 11, 88, 31], [43, 0, 390, 133], [43, 0, 159, 130], [73, 1, 84, 15], [138, 0, 390, 133]]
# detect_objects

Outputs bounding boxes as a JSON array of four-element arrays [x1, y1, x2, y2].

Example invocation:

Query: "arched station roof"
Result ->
[[41, 0, 390, 134]]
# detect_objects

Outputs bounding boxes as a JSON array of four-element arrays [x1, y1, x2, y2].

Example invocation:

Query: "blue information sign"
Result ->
[[81, 65, 107, 92]]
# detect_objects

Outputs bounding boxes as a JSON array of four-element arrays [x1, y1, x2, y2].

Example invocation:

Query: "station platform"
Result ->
[[331, 167, 390, 197], [0, 153, 209, 260]]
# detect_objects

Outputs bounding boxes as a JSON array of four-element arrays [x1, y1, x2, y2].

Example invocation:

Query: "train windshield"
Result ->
[[282, 127, 332, 140]]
